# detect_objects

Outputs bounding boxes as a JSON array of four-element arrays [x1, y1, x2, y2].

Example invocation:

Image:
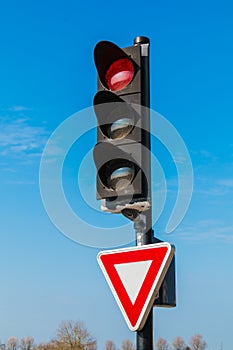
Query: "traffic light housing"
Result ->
[[93, 38, 151, 213]]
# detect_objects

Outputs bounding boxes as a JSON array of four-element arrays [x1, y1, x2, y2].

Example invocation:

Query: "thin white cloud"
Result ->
[[173, 153, 191, 165], [7, 106, 31, 112], [199, 149, 213, 158], [0, 115, 49, 163], [217, 178, 233, 188], [191, 149, 220, 166], [5, 180, 35, 185], [194, 173, 233, 197], [177, 220, 233, 243]]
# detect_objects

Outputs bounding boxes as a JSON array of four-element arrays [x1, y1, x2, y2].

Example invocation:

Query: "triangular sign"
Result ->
[[97, 242, 175, 331]]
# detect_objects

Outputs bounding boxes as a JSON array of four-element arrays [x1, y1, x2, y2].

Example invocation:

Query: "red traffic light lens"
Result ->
[[105, 58, 134, 91]]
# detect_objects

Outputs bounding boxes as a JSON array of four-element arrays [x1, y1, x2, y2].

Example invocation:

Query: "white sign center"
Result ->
[[114, 260, 153, 304]]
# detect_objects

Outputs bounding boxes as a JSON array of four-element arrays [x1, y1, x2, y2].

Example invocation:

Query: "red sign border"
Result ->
[[97, 242, 175, 331]]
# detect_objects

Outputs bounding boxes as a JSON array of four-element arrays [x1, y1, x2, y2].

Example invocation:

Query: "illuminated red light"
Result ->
[[105, 58, 134, 91]]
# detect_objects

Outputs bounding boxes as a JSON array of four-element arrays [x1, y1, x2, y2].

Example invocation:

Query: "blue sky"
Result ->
[[0, 0, 233, 349]]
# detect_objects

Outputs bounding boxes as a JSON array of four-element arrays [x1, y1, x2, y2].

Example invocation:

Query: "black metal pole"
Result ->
[[133, 36, 154, 350], [137, 309, 153, 349], [134, 212, 153, 350]]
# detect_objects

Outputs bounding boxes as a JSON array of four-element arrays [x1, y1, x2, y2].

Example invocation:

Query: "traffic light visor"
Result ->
[[93, 142, 145, 199], [94, 91, 138, 141], [94, 41, 135, 91]]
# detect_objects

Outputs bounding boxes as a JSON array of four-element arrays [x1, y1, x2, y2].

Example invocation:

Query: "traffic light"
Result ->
[[93, 37, 151, 213]]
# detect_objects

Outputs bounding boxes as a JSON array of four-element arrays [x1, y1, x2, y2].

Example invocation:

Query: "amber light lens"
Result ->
[[105, 58, 134, 91]]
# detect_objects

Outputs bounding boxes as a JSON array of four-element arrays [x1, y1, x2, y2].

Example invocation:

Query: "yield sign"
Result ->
[[97, 242, 175, 331]]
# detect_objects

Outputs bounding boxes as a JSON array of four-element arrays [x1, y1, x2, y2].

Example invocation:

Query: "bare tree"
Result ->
[[105, 340, 116, 350], [121, 339, 135, 350], [55, 320, 96, 350], [33, 342, 58, 350], [7, 338, 18, 350], [20, 337, 34, 350], [155, 337, 169, 350], [189, 334, 207, 350], [172, 337, 186, 350]]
